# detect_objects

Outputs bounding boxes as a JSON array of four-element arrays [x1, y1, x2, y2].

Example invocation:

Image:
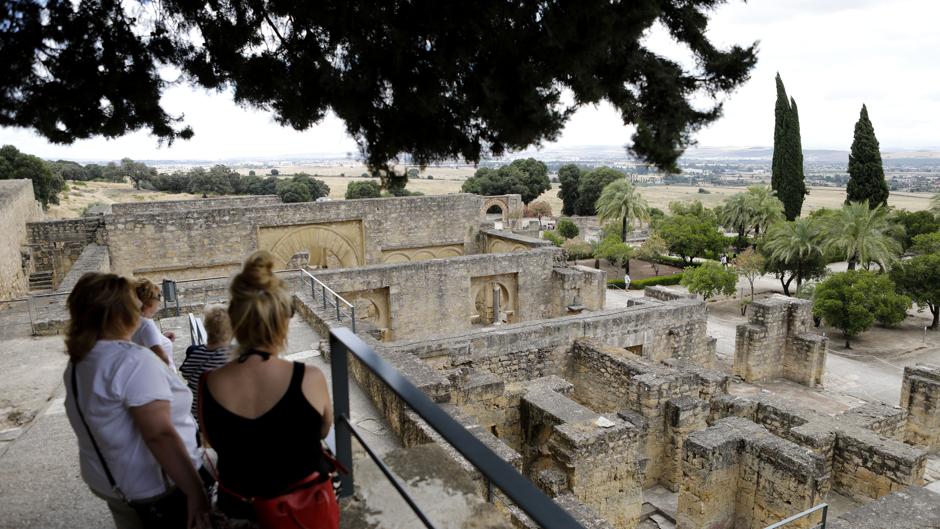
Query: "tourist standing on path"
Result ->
[[179, 304, 232, 418], [623, 273, 631, 290], [63, 273, 211, 529], [131, 279, 177, 369], [199, 251, 338, 527]]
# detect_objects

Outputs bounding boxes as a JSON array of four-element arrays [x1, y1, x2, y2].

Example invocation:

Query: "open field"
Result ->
[[236, 164, 476, 181], [48, 178, 935, 220]]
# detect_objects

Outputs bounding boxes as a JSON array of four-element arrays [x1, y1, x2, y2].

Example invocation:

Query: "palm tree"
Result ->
[[718, 185, 784, 248], [762, 217, 824, 295], [745, 185, 785, 235], [596, 178, 650, 241], [819, 201, 902, 270]]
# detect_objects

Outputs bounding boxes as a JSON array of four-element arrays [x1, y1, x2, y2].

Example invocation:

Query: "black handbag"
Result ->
[[70, 363, 189, 529]]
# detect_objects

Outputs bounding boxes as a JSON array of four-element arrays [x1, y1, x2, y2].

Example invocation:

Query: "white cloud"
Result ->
[[1, 0, 938, 161]]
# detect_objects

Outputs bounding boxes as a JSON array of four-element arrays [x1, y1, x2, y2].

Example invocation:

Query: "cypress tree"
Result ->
[[846, 104, 888, 208], [771, 74, 807, 221]]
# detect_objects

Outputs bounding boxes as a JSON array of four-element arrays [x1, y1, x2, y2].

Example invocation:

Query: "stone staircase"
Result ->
[[28, 271, 53, 292]]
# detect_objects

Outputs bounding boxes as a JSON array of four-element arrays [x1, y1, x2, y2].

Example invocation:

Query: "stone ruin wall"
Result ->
[[104, 193, 486, 280], [26, 217, 104, 287], [0, 180, 42, 299], [108, 195, 281, 215], [901, 364, 940, 453], [310, 248, 605, 341], [733, 295, 827, 387]]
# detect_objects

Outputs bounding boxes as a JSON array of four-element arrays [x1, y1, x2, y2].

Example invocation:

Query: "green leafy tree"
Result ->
[[115, 158, 158, 189], [248, 170, 256, 177], [557, 219, 579, 240], [346, 180, 382, 199], [576, 167, 624, 215], [542, 231, 564, 247], [846, 105, 888, 208], [275, 180, 311, 203], [596, 235, 635, 273], [461, 158, 550, 204], [820, 201, 901, 270], [557, 164, 582, 216], [911, 233, 940, 255], [892, 253, 940, 329], [655, 206, 725, 264], [719, 185, 784, 246], [0, 145, 65, 207], [761, 218, 827, 296], [814, 271, 910, 347], [892, 210, 940, 252], [48, 160, 89, 181], [771, 74, 807, 221], [2, 1, 756, 178], [270, 169, 280, 176], [291, 174, 330, 200], [596, 178, 650, 242], [736, 248, 765, 301], [636, 234, 669, 276], [680, 261, 737, 301]]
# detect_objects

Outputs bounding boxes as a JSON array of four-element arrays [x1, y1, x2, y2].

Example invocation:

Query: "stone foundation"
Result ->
[[0, 180, 41, 299]]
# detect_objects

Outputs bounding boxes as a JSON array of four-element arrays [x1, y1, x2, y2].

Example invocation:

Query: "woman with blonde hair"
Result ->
[[199, 251, 337, 526], [131, 279, 177, 368], [63, 273, 210, 529]]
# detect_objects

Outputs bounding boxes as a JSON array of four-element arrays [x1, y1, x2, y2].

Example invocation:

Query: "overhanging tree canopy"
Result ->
[[2, 0, 757, 184]]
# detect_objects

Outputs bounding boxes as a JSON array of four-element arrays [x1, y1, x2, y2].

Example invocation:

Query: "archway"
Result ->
[[264, 224, 363, 270]]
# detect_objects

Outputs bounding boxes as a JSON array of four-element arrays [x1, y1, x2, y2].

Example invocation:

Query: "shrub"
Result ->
[[542, 231, 564, 247], [608, 272, 684, 289], [562, 238, 594, 260], [557, 218, 579, 239], [680, 261, 737, 301]]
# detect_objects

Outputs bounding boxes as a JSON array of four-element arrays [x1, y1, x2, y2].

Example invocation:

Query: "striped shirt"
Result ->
[[180, 344, 231, 417]]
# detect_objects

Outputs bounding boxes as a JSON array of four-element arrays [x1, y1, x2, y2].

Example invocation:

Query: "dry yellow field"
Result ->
[[49, 178, 934, 220]]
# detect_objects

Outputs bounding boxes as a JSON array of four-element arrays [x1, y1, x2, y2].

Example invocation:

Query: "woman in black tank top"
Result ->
[[202, 252, 335, 523]]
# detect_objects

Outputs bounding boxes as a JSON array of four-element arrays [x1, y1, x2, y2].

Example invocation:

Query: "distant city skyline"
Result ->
[[1, 0, 938, 162]]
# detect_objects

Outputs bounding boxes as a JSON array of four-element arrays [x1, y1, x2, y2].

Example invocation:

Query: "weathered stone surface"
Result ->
[[901, 364, 940, 453], [0, 180, 41, 300], [828, 486, 940, 529]]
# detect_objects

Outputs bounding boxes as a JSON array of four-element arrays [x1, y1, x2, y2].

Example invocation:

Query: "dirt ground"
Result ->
[[45, 181, 202, 219]]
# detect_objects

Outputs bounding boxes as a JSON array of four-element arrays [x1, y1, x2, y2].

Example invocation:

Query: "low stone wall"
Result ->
[[900, 364, 940, 453], [480, 228, 552, 254], [385, 297, 715, 381], [644, 286, 696, 302], [828, 486, 940, 529], [710, 393, 926, 503], [677, 417, 830, 529], [109, 195, 280, 215], [0, 180, 41, 299], [55, 243, 110, 292], [733, 295, 827, 387]]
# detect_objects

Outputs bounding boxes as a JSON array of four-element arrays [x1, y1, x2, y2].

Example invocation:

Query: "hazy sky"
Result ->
[[1, 0, 938, 161]]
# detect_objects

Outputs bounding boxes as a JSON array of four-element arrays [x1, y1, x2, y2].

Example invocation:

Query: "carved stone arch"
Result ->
[[264, 223, 364, 270], [482, 197, 509, 221], [470, 273, 518, 325], [383, 252, 413, 264]]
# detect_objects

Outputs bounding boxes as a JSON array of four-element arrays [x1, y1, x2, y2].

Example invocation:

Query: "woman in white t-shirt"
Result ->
[[131, 279, 177, 368], [63, 272, 210, 529]]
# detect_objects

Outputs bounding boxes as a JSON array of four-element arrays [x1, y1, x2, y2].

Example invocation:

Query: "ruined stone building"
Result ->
[[5, 188, 940, 528]]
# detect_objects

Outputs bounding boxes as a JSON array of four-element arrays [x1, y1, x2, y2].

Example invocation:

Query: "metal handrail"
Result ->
[[763, 503, 828, 529], [329, 327, 585, 529], [299, 269, 356, 332]]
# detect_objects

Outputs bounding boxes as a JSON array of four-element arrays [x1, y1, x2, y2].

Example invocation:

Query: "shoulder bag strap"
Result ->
[[70, 362, 128, 501]]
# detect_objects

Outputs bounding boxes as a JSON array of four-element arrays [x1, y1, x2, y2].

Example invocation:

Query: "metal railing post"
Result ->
[[350, 305, 356, 333], [329, 333, 354, 498], [322, 284, 327, 309]]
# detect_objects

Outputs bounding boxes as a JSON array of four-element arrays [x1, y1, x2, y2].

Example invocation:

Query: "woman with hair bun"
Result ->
[[63, 273, 210, 529], [199, 251, 336, 526]]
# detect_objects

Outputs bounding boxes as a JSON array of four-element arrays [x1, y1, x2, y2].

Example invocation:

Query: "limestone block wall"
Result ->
[[480, 228, 552, 254], [552, 266, 606, 315], [386, 297, 715, 383], [567, 339, 727, 488], [644, 286, 697, 302], [105, 194, 485, 278], [0, 180, 41, 299], [733, 295, 826, 386], [520, 381, 642, 529], [677, 417, 830, 529], [26, 217, 103, 286], [710, 394, 927, 503], [311, 249, 588, 341], [900, 364, 940, 453]]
